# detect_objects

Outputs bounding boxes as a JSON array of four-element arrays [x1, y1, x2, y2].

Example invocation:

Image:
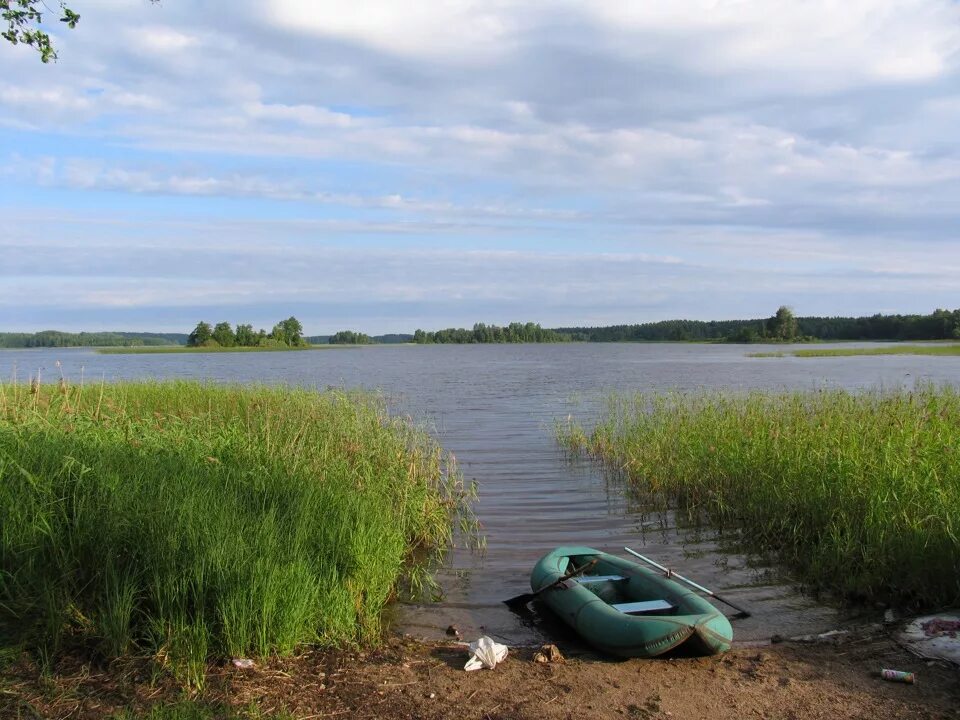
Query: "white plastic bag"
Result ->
[[463, 635, 509, 671]]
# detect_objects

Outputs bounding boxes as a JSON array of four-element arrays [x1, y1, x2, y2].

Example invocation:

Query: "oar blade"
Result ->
[[502, 592, 537, 608], [711, 593, 752, 619]]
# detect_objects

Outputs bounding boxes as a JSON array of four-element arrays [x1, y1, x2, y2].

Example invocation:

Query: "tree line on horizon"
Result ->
[[328, 330, 372, 345], [554, 307, 960, 343], [0, 331, 180, 348], [5, 308, 960, 349], [412, 322, 568, 344]]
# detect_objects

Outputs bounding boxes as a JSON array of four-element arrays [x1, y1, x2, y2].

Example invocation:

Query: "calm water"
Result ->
[[6, 342, 959, 645]]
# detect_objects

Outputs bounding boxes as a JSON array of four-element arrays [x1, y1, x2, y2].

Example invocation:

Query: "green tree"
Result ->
[[269, 322, 288, 345], [280, 316, 305, 346], [187, 321, 213, 347], [234, 323, 256, 347], [767, 306, 798, 341], [212, 321, 235, 347], [726, 325, 762, 343]]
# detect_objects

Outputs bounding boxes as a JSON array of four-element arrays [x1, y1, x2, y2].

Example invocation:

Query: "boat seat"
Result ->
[[612, 599, 674, 615], [574, 575, 626, 584]]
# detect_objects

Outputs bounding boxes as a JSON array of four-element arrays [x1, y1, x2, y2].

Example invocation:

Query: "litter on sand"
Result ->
[[790, 629, 851, 644], [464, 636, 509, 671], [533, 644, 565, 664], [898, 612, 960, 665], [880, 669, 915, 684]]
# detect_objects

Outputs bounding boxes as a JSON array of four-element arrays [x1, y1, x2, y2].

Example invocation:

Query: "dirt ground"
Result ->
[[3, 628, 958, 719]]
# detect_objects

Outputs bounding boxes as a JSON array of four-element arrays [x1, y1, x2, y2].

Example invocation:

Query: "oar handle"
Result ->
[[624, 548, 713, 594], [532, 558, 598, 594], [624, 546, 752, 618]]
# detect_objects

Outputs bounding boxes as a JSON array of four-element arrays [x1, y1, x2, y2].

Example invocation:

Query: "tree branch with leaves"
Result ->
[[3, 1, 158, 63], [2, 0, 79, 63]]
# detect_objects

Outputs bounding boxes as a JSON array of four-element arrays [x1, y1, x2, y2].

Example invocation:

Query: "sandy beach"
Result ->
[[5, 626, 957, 720]]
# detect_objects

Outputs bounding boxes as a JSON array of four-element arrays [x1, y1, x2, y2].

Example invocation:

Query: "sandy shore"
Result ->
[[3, 627, 957, 719]]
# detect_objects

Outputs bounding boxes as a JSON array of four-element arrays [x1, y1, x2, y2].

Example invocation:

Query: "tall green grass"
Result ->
[[0, 381, 472, 687], [558, 388, 960, 608], [793, 345, 960, 357]]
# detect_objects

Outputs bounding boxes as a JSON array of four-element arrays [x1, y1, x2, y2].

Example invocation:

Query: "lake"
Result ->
[[5, 342, 959, 645]]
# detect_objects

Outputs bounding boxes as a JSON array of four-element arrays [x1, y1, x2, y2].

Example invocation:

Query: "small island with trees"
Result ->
[[412, 322, 567, 344], [329, 330, 373, 345], [186, 317, 307, 349]]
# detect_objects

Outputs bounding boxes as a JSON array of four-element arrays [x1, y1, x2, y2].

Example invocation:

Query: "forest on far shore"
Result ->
[[4, 308, 960, 348], [555, 307, 960, 343]]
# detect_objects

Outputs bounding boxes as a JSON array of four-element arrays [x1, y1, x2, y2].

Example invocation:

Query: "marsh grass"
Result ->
[[0, 381, 473, 687], [558, 388, 960, 608], [792, 345, 960, 357]]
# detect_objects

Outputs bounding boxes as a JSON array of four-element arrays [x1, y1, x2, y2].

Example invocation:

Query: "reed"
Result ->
[[0, 381, 473, 688], [792, 345, 960, 357], [557, 387, 960, 608]]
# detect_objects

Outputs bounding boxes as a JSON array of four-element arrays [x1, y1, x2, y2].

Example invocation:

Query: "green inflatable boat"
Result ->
[[530, 546, 733, 658]]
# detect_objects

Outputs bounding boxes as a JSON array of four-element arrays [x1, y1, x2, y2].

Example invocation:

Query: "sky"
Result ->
[[2, 0, 960, 335]]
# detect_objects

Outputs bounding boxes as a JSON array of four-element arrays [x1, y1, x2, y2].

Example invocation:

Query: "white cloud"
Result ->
[[0, 83, 94, 114], [583, 1, 960, 86], [131, 26, 200, 55], [4, 235, 956, 333], [261, 1, 960, 90], [2, 0, 960, 327], [2, 156, 590, 224], [243, 101, 359, 128], [265, 0, 517, 58]]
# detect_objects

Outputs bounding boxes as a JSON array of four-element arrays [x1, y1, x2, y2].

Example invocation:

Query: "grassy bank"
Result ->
[[793, 344, 960, 357], [0, 381, 472, 688], [747, 344, 960, 358], [558, 388, 960, 608]]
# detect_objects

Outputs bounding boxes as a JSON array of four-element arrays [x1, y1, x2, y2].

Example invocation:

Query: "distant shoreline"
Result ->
[[749, 344, 960, 358], [5, 304, 960, 351], [95, 344, 373, 355]]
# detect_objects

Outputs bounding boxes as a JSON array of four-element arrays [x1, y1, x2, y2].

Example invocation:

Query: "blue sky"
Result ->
[[2, 0, 960, 334]]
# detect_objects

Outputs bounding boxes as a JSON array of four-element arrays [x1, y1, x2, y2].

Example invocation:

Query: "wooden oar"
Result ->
[[503, 558, 598, 608], [623, 547, 752, 619]]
